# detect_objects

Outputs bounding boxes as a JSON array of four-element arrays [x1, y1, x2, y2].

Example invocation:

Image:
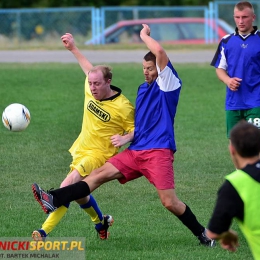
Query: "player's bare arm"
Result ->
[[61, 33, 93, 75], [110, 131, 134, 147], [216, 68, 242, 91], [140, 24, 168, 71]]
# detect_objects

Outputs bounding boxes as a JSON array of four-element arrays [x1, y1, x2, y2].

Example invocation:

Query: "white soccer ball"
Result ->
[[2, 103, 31, 132]]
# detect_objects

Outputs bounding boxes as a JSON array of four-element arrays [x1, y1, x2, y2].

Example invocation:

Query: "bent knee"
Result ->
[[160, 198, 185, 215], [161, 199, 174, 210], [60, 170, 84, 187]]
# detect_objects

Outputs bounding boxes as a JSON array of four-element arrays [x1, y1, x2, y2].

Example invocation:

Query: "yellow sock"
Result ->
[[81, 207, 103, 225], [41, 205, 68, 234], [80, 195, 103, 228]]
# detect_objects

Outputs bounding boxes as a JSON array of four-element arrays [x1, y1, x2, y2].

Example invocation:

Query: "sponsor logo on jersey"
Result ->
[[241, 43, 248, 49], [87, 101, 110, 122]]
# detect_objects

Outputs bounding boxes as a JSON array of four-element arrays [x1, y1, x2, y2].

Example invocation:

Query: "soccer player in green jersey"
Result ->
[[207, 121, 260, 259]]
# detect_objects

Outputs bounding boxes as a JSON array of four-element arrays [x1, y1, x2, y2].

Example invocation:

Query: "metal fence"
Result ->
[[0, 1, 259, 48], [0, 7, 94, 48]]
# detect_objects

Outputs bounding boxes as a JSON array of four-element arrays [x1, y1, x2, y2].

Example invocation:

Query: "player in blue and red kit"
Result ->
[[211, 1, 260, 137], [32, 24, 215, 247]]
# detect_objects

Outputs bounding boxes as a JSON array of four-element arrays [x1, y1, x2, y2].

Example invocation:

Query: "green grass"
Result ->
[[0, 63, 253, 260]]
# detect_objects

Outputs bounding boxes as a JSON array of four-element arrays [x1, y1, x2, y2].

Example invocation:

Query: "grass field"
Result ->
[[0, 62, 253, 260]]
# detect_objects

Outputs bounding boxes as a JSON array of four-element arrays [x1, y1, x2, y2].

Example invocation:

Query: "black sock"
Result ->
[[50, 181, 90, 207], [177, 204, 204, 236]]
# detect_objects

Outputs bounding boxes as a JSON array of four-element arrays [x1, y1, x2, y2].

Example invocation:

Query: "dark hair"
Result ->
[[235, 1, 254, 13], [89, 65, 112, 81], [144, 51, 156, 64], [230, 120, 260, 157]]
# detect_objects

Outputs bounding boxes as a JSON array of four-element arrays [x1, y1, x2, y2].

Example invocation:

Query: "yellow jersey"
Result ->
[[69, 78, 135, 162]]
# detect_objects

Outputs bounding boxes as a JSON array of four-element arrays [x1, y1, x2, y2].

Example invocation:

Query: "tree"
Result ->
[[0, 0, 211, 8]]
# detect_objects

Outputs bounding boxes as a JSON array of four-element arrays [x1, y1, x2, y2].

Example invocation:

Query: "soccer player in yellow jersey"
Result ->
[[32, 33, 135, 240]]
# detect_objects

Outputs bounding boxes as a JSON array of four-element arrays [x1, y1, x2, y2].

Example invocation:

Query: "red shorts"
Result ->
[[108, 148, 174, 189]]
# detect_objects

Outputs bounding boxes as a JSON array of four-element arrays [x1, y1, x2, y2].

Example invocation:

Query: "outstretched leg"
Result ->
[[32, 162, 121, 213]]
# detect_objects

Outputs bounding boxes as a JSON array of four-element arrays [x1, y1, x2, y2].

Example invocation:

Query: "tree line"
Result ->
[[1, 0, 210, 9]]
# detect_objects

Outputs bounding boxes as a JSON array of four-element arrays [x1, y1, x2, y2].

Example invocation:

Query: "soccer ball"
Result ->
[[2, 103, 31, 132]]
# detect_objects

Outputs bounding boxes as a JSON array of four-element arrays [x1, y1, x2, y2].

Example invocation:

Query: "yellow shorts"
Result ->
[[69, 151, 107, 177]]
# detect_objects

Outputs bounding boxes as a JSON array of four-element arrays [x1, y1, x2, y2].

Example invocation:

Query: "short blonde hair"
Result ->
[[89, 65, 112, 81], [235, 1, 254, 13]]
